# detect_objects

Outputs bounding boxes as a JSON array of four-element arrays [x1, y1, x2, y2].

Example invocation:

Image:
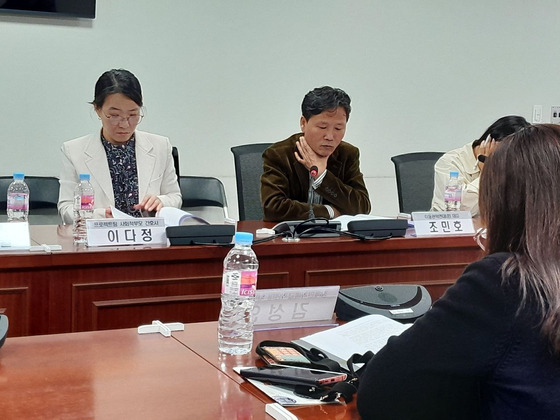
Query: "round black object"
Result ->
[[335, 284, 432, 322]]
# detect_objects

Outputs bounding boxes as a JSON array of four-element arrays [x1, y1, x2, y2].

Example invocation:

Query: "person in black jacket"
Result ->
[[357, 123, 560, 420]]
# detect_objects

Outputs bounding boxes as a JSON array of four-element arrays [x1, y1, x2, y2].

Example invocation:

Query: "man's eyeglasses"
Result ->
[[103, 114, 143, 126], [474, 227, 487, 251]]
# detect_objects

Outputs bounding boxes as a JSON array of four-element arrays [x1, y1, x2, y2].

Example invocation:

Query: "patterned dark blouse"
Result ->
[[101, 134, 143, 217]]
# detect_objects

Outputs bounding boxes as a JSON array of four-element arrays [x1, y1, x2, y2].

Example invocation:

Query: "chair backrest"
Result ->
[[172, 146, 180, 182], [0, 177, 12, 210], [179, 175, 229, 223], [0, 175, 61, 224], [390, 152, 444, 214], [230, 143, 272, 221], [0, 175, 59, 210]]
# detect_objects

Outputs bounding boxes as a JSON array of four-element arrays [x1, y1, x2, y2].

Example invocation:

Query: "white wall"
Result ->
[[1, 0, 560, 219]]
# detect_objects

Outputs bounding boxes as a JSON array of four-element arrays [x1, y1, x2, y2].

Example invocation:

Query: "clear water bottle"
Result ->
[[444, 170, 462, 211], [218, 232, 259, 355], [7, 173, 29, 222], [73, 173, 95, 244]]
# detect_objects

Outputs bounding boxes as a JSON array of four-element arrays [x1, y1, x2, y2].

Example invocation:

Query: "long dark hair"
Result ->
[[472, 115, 530, 148], [479, 124, 560, 355]]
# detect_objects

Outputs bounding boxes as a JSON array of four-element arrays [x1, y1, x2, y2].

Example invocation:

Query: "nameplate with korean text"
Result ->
[[86, 218, 167, 246], [253, 286, 340, 326], [412, 211, 475, 237], [0, 222, 30, 250]]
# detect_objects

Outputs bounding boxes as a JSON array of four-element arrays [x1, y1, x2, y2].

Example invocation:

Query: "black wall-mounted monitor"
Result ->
[[0, 0, 96, 19]]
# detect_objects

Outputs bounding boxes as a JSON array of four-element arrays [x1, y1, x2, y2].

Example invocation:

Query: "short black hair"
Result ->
[[301, 86, 351, 121], [472, 115, 530, 148], [91, 69, 143, 109]]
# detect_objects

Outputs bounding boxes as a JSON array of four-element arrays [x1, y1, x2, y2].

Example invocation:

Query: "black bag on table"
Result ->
[[254, 340, 373, 402]]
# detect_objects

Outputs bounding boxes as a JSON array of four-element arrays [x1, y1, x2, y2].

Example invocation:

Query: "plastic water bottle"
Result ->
[[444, 171, 462, 211], [218, 232, 259, 355], [73, 174, 95, 244], [7, 173, 29, 222]]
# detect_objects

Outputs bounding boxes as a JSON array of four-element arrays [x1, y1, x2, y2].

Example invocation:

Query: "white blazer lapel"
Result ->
[[83, 135, 114, 203]]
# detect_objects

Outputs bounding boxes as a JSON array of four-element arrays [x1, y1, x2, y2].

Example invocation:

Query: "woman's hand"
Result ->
[[134, 195, 163, 214], [477, 135, 499, 170]]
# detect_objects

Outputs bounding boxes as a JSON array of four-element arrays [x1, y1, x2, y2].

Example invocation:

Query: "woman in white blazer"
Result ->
[[58, 69, 182, 224]]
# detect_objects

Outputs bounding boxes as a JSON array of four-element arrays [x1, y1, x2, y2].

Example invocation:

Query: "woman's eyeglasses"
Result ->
[[103, 114, 143, 126]]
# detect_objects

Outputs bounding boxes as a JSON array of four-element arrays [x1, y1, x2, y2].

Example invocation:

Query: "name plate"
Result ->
[[0, 222, 30, 250], [86, 218, 167, 247], [412, 211, 475, 237], [253, 286, 340, 326]]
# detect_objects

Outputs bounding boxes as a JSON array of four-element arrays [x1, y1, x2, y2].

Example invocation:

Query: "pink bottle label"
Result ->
[[239, 270, 257, 297], [444, 189, 462, 202], [7, 193, 28, 211], [222, 270, 257, 296], [81, 194, 94, 210]]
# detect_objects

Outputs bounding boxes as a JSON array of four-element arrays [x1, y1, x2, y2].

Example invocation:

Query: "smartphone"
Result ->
[[260, 346, 311, 365], [240, 366, 347, 387]]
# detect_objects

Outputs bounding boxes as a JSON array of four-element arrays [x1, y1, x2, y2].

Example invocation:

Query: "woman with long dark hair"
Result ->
[[431, 115, 530, 215], [358, 124, 560, 419]]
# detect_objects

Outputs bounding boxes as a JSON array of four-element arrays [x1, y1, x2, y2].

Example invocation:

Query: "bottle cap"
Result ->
[[79, 173, 91, 181], [234, 232, 253, 245], [12, 172, 24, 180], [449, 171, 459, 177]]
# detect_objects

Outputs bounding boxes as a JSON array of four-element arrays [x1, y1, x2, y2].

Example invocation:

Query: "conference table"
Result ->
[[0, 221, 482, 337], [174, 321, 360, 419], [0, 321, 357, 419]]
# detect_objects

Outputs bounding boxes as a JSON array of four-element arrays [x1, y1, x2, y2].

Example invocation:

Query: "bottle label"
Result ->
[[81, 194, 94, 210], [222, 269, 257, 297], [444, 188, 462, 202], [7, 193, 28, 210]]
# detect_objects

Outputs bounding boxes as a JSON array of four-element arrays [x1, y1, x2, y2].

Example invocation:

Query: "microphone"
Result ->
[[308, 166, 318, 220]]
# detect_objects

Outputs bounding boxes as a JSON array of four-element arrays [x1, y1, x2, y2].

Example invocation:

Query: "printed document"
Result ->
[[293, 314, 412, 367]]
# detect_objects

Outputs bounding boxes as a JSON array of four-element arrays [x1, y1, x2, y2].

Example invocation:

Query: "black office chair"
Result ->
[[391, 152, 444, 214], [172, 146, 180, 183], [230, 143, 272, 221], [0, 177, 12, 209], [0, 175, 61, 224], [179, 175, 229, 223]]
